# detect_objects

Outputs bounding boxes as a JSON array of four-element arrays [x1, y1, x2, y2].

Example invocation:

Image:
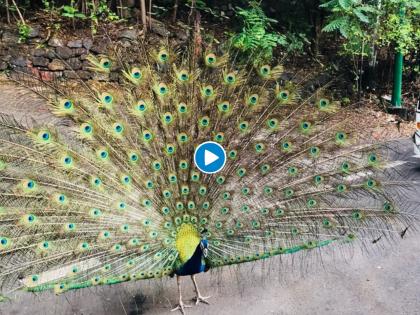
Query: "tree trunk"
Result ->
[[140, 0, 147, 33]]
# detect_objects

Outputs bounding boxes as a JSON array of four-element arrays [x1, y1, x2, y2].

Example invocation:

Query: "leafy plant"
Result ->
[[321, 0, 377, 56], [230, 1, 287, 62], [17, 21, 30, 43], [61, 0, 86, 29]]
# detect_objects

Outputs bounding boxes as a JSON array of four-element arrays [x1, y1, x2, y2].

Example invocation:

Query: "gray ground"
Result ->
[[0, 83, 419, 315]]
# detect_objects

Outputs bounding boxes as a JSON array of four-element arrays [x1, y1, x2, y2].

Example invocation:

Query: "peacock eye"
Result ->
[[260, 65, 270, 75], [160, 53, 168, 61], [101, 59, 111, 68], [63, 100, 73, 109], [206, 54, 216, 65]]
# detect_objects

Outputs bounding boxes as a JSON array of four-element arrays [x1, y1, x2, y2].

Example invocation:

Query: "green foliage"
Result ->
[[230, 1, 287, 62], [321, 0, 420, 55], [17, 22, 30, 43], [377, 0, 420, 54], [321, 0, 377, 57], [61, 1, 86, 20]]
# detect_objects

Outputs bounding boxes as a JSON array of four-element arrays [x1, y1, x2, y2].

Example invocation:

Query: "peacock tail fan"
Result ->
[[0, 41, 416, 297]]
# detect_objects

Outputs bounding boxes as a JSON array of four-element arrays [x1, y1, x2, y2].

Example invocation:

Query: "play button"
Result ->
[[194, 141, 226, 174]]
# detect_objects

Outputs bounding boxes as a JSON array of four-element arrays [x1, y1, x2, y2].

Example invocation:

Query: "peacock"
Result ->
[[0, 40, 415, 314]]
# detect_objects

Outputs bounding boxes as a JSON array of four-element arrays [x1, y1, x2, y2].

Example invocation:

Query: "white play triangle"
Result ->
[[204, 149, 219, 166]]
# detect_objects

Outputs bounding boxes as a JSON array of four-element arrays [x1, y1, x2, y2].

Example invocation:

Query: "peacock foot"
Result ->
[[194, 294, 211, 305], [171, 301, 192, 315]]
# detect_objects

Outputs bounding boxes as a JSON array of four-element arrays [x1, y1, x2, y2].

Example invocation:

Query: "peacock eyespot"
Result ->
[[27, 214, 35, 222], [319, 99, 329, 108], [0, 238, 7, 245], [255, 143, 264, 152], [301, 122, 310, 130], [352, 210, 362, 220], [132, 70, 141, 79], [104, 95, 112, 103], [314, 175, 323, 184], [41, 132, 50, 140], [226, 74, 235, 83], [100, 151, 108, 159], [102, 60, 111, 68], [206, 54, 216, 64], [27, 180, 35, 189], [159, 53, 168, 61], [84, 125, 92, 133], [260, 66, 270, 75], [180, 73, 188, 81], [288, 166, 298, 175], [310, 147, 319, 155], [204, 87, 213, 96], [119, 202, 126, 209], [215, 133, 224, 142], [250, 95, 258, 104], [130, 154, 138, 161], [307, 199, 317, 207], [138, 103, 146, 111], [284, 188, 294, 197], [64, 100, 73, 109], [64, 157, 72, 164], [239, 122, 248, 131], [32, 275, 39, 282], [229, 150, 237, 159], [337, 184, 346, 192], [383, 202, 393, 212], [237, 168, 246, 177], [279, 91, 289, 100], [159, 86, 167, 94], [115, 124, 123, 133], [58, 194, 66, 202]]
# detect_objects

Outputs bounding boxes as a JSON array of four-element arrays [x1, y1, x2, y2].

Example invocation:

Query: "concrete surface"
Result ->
[[0, 83, 419, 315]]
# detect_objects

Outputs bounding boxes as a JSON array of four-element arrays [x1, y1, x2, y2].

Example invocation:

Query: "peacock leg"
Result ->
[[171, 275, 192, 314], [191, 274, 211, 305]]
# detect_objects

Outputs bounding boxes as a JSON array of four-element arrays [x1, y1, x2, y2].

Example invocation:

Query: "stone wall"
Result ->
[[0, 20, 181, 82]]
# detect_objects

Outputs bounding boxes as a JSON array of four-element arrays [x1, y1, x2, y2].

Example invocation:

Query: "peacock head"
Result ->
[[200, 239, 209, 258]]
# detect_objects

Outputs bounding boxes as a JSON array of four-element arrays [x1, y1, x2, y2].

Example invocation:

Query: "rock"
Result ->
[[56, 46, 73, 59], [120, 40, 132, 48], [28, 26, 40, 38], [32, 56, 50, 67], [110, 72, 120, 82], [48, 59, 65, 71], [67, 39, 83, 48], [82, 60, 91, 71], [76, 70, 92, 80], [175, 30, 188, 41], [65, 57, 82, 70], [48, 37, 65, 47], [2, 31, 19, 43], [63, 70, 81, 79], [33, 48, 47, 57], [151, 21, 170, 37], [90, 42, 108, 54], [82, 38, 93, 50], [2, 55, 12, 62], [46, 50, 56, 59], [93, 72, 110, 81], [72, 48, 87, 56], [39, 70, 62, 81], [0, 61, 7, 71], [11, 56, 29, 67], [118, 29, 138, 41]]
